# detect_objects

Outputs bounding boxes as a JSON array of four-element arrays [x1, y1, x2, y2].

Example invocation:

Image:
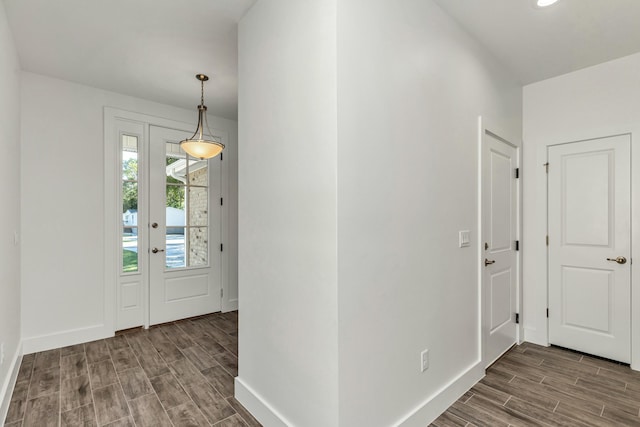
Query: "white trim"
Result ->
[[234, 377, 292, 427], [0, 342, 22, 425], [523, 326, 548, 347], [22, 324, 112, 355], [104, 107, 231, 331], [394, 362, 485, 427], [224, 298, 239, 312]]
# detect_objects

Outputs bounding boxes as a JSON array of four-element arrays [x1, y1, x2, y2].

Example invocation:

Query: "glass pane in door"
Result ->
[[164, 142, 209, 270], [122, 135, 138, 273], [166, 227, 186, 269], [189, 227, 208, 267], [188, 187, 208, 226]]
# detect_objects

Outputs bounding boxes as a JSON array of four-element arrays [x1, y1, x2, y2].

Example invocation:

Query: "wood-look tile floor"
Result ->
[[432, 342, 640, 427], [4, 311, 262, 427]]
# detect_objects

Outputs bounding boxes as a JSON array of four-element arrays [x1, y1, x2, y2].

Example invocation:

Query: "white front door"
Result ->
[[148, 125, 222, 325], [482, 130, 519, 367], [548, 135, 631, 363]]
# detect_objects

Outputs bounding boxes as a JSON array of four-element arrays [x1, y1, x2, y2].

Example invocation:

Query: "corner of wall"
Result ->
[[234, 377, 291, 427], [0, 342, 22, 425], [394, 362, 484, 427]]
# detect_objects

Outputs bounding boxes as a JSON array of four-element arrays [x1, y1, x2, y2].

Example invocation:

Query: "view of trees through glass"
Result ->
[[121, 136, 209, 273]]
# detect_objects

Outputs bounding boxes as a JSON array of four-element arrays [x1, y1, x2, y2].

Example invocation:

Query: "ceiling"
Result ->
[[433, 0, 640, 84], [4, 0, 640, 120], [3, 0, 256, 120]]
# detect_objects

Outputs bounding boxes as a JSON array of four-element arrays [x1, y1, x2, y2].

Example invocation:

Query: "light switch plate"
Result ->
[[459, 230, 470, 248]]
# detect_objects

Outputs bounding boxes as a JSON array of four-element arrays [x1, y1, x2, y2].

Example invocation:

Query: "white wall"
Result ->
[[20, 72, 238, 351], [236, 1, 339, 426], [0, 1, 21, 422], [238, 0, 521, 425], [337, 0, 521, 425], [523, 53, 640, 366]]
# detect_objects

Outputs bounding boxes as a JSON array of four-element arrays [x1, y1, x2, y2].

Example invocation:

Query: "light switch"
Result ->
[[459, 230, 470, 248]]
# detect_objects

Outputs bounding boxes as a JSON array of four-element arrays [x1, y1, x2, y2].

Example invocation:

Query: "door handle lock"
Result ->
[[485, 259, 496, 266], [151, 247, 165, 254], [607, 256, 627, 265]]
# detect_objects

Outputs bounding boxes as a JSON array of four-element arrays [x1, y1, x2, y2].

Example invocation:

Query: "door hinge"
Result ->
[[220, 243, 223, 252], [515, 168, 520, 179], [220, 197, 223, 206], [515, 313, 520, 324], [220, 152, 223, 161], [546, 235, 549, 246], [515, 240, 520, 251], [544, 162, 549, 173], [546, 308, 549, 318], [484, 242, 489, 251]]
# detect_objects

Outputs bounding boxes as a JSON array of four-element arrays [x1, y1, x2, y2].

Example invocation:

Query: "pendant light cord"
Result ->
[[200, 80, 205, 107]]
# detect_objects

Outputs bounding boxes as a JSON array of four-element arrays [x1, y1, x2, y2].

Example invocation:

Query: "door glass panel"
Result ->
[[122, 135, 139, 273], [189, 187, 208, 227], [189, 227, 208, 267], [166, 185, 186, 226], [122, 229, 138, 272], [164, 142, 209, 270], [166, 227, 186, 269]]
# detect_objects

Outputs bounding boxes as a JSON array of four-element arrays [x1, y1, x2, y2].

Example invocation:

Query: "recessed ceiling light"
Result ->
[[537, 0, 559, 7]]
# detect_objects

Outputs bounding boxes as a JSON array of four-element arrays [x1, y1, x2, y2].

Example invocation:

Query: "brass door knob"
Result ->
[[151, 247, 165, 254], [606, 256, 627, 265], [485, 259, 496, 266]]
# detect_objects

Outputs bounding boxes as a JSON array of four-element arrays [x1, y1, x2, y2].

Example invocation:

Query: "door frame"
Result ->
[[478, 116, 524, 367], [103, 107, 230, 332], [541, 130, 638, 368]]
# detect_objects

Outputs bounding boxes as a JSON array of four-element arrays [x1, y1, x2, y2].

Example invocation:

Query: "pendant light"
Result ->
[[536, 0, 559, 7], [179, 74, 225, 160]]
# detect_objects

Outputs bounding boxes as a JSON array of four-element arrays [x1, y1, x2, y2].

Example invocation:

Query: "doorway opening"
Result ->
[[105, 108, 232, 332]]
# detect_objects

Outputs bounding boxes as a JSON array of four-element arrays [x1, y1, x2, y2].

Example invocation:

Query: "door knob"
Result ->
[[485, 259, 496, 266], [151, 222, 158, 229], [606, 256, 627, 265], [151, 247, 165, 254]]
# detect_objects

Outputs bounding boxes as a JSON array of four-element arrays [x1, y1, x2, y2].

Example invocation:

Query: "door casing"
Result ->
[[104, 108, 231, 331]]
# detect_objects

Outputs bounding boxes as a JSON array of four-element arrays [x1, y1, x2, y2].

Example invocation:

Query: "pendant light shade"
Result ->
[[180, 74, 225, 160]]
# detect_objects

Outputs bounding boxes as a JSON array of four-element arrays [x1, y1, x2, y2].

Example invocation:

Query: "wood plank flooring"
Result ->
[[432, 342, 640, 427], [9, 321, 640, 427], [4, 311, 262, 427]]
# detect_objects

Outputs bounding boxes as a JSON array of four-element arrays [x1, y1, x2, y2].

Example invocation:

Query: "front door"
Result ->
[[482, 130, 519, 367], [148, 125, 222, 325], [548, 134, 631, 363]]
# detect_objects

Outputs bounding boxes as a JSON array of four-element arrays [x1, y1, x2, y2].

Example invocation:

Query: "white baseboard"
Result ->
[[523, 327, 548, 347], [0, 342, 22, 425], [223, 299, 239, 313], [234, 377, 292, 427], [22, 324, 113, 355], [394, 361, 485, 427]]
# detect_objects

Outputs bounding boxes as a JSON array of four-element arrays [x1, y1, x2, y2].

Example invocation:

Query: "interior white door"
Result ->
[[149, 125, 222, 325], [482, 131, 518, 367], [548, 135, 631, 363]]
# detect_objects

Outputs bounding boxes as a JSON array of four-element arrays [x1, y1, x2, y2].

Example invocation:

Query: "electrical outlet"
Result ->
[[420, 349, 429, 372], [0, 342, 4, 365]]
